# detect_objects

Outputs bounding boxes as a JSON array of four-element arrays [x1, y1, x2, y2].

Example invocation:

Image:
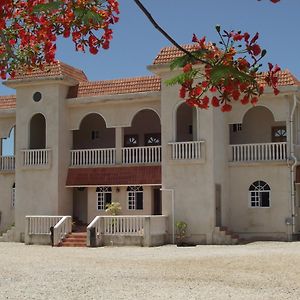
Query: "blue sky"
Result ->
[[1, 0, 299, 153]]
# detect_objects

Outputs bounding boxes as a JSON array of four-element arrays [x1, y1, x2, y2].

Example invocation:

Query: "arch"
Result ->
[[128, 107, 161, 127], [78, 112, 109, 129], [124, 109, 161, 147], [29, 113, 46, 149], [175, 101, 197, 142], [73, 113, 115, 149], [249, 180, 271, 207]]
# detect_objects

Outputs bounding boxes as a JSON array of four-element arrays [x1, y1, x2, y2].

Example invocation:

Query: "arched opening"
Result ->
[[176, 103, 197, 142], [1, 126, 15, 156], [29, 114, 46, 149], [229, 106, 286, 144], [124, 109, 161, 147], [73, 113, 115, 149]]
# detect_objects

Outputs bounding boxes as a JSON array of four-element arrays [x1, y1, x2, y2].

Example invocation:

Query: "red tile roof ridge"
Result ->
[[0, 94, 16, 109], [80, 75, 160, 85]]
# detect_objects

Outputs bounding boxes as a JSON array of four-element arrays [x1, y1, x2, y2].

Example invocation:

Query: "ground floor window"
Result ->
[[96, 187, 112, 210], [249, 180, 270, 207], [127, 186, 143, 210]]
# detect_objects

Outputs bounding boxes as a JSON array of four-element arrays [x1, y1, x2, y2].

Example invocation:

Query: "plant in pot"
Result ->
[[175, 221, 188, 246]]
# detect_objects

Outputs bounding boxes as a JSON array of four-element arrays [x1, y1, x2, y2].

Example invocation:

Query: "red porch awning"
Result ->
[[66, 166, 161, 186]]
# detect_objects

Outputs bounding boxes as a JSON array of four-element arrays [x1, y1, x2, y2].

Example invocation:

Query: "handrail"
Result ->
[[53, 216, 72, 246]]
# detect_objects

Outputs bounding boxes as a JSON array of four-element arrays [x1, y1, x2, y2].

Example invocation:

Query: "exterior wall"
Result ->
[[0, 173, 15, 233], [228, 164, 290, 240], [14, 82, 72, 241], [160, 72, 215, 244], [87, 185, 154, 223]]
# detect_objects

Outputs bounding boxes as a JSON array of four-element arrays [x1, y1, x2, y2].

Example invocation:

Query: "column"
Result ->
[[115, 127, 123, 164]]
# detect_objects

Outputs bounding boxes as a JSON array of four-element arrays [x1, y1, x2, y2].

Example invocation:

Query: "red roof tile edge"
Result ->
[[66, 166, 162, 186], [0, 95, 16, 109]]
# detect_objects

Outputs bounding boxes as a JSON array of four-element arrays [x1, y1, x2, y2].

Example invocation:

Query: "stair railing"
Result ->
[[53, 216, 72, 246]]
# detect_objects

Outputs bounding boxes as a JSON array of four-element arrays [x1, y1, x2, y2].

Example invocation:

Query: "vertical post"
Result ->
[[24, 217, 30, 245], [115, 127, 123, 164], [143, 216, 151, 247]]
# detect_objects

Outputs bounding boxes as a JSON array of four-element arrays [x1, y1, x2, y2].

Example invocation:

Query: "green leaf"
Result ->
[[210, 65, 254, 84], [33, 1, 64, 13], [165, 69, 198, 86], [170, 49, 208, 70], [74, 8, 103, 25]]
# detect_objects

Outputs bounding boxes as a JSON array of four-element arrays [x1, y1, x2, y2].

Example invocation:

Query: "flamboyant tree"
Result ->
[[0, 0, 281, 111]]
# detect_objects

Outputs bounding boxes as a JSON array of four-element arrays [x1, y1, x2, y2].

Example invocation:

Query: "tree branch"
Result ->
[[0, 31, 18, 61], [133, 0, 206, 64]]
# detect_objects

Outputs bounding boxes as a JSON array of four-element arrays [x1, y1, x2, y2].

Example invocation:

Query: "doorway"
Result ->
[[153, 188, 162, 215], [215, 184, 222, 227]]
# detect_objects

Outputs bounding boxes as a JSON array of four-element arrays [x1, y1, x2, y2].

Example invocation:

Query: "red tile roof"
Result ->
[[13, 61, 88, 82], [76, 76, 161, 97], [153, 45, 299, 86], [66, 166, 161, 186], [0, 95, 16, 109]]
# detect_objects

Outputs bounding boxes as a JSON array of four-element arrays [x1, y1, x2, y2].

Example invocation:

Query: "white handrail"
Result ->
[[229, 142, 287, 162], [169, 141, 204, 160], [26, 216, 64, 235], [53, 216, 72, 246], [70, 148, 116, 166], [21, 149, 51, 166], [0, 156, 15, 171], [122, 146, 161, 164]]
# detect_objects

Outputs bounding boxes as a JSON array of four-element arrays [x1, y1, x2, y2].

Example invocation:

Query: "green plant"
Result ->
[[175, 221, 188, 246], [105, 202, 122, 216]]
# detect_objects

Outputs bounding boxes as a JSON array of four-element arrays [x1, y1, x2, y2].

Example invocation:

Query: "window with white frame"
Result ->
[[96, 187, 112, 210], [249, 181, 270, 207], [11, 183, 15, 208], [127, 186, 143, 210]]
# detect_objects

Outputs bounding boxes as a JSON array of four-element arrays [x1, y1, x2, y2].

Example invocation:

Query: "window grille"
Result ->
[[249, 181, 270, 207]]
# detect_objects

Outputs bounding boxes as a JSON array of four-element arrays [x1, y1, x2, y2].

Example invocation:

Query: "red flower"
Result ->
[[211, 96, 219, 107], [183, 63, 192, 73]]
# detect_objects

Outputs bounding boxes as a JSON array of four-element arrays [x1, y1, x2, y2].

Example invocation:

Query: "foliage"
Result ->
[[175, 221, 187, 245], [0, 0, 119, 79], [105, 201, 121, 216], [167, 26, 281, 112]]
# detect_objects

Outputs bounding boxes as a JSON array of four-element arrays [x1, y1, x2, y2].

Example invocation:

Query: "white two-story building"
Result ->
[[0, 45, 300, 246]]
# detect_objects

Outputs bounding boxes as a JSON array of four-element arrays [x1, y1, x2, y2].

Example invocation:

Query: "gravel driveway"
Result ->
[[0, 242, 300, 299]]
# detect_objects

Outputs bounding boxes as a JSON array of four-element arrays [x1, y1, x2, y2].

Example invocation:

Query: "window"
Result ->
[[232, 123, 242, 132], [127, 186, 143, 210], [272, 126, 287, 142], [91, 130, 100, 140], [96, 187, 112, 210], [11, 183, 15, 208], [144, 133, 161, 146], [124, 134, 138, 147], [249, 181, 270, 207]]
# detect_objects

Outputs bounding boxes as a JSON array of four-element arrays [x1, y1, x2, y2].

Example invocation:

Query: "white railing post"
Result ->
[[169, 141, 204, 160], [53, 216, 72, 246], [121, 146, 161, 164], [70, 148, 116, 166], [21, 149, 51, 167]]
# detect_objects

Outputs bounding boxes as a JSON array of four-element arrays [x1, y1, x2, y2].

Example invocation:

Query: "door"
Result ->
[[153, 188, 162, 215], [215, 184, 221, 227]]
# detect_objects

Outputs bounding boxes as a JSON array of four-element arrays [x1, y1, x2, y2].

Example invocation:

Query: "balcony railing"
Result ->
[[229, 142, 287, 162], [70, 148, 116, 166], [122, 146, 161, 164], [0, 156, 15, 171], [21, 149, 51, 167], [169, 141, 205, 160]]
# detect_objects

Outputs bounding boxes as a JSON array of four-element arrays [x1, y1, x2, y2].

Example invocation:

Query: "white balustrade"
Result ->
[[22, 149, 51, 166], [103, 216, 145, 235], [26, 216, 64, 235], [122, 146, 161, 164], [0, 156, 15, 171], [229, 142, 287, 162], [53, 216, 72, 246], [70, 148, 116, 166], [169, 141, 204, 160]]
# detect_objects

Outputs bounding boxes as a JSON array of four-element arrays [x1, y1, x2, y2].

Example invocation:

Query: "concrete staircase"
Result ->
[[59, 232, 87, 247], [212, 226, 239, 245], [0, 226, 15, 242]]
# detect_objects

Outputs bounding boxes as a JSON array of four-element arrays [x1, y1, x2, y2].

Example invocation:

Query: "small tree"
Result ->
[[105, 202, 121, 216]]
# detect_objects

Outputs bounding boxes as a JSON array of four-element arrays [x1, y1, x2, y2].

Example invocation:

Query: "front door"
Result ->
[[153, 188, 162, 215]]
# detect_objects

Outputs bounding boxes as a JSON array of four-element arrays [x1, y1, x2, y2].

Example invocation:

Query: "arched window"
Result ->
[[11, 183, 15, 208], [96, 187, 112, 210], [127, 186, 143, 210], [29, 114, 46, 149], [249, 181, 270, 207]]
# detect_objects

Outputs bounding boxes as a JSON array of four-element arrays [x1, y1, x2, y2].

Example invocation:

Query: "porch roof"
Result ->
[[66, 166, 161, 186]]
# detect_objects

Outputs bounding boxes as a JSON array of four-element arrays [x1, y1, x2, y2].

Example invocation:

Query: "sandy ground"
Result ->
[[0, 242, 300, 300]]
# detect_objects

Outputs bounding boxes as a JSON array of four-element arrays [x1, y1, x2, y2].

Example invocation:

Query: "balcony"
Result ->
[[21, 149, 51, 168], [122, 146, 161, 164], [169, 141, 205, 160], [229, 142, 287, 163], [0, 156, 15, 172]]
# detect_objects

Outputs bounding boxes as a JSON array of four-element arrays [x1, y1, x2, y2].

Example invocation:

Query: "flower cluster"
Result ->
[[174, 26, 281, 112], [0, 0, 119, 79]]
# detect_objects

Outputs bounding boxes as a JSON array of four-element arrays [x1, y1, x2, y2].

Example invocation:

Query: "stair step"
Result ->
[[59, 231, 87, 247]]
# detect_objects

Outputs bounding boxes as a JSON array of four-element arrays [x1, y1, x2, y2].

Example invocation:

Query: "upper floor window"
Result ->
[[232, 123, 242, 132], [145, 133, 161, 146], [124, 135, 138, 147], [249, 180, 270, 207], [272, 126, 286, 142], [127, 186, 143, 210], [96, 187, 112, 210]]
